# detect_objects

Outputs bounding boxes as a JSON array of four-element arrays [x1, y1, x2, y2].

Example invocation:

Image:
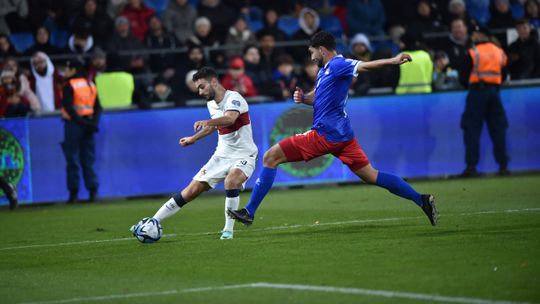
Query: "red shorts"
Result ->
[[279, 130, 370, 172]]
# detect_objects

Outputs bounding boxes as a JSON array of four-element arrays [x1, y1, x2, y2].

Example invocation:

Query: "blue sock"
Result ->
[[245, 167, 277, 216], [376, 172, 422, 206]]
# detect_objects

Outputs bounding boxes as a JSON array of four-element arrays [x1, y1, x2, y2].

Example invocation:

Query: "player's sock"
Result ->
[[153, 193, 187, 221], [376, 172, 423, 206], [245, 167, 277, 216], [223, 189, 240, 231]]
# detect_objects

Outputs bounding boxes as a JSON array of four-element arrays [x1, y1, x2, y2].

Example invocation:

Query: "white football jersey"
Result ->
[[207, 90, 258, 159]]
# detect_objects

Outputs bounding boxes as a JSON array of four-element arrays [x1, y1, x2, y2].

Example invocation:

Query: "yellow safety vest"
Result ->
[[95, 72, 134, 108], [395, 50, 433, 94]]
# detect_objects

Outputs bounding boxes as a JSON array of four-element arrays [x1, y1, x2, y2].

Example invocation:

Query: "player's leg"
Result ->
[[221, 168, 249, 239], [153, 180, 211, 222]]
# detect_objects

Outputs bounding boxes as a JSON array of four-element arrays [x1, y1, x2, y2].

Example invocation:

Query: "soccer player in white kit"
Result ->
[[138, 67, 258, 240]]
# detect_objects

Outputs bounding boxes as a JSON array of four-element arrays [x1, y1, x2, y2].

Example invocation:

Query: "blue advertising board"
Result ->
[[1, 87, 539, 204]]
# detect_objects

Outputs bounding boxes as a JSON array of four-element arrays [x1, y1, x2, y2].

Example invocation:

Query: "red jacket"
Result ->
[[222, 73, 257, 97], [121, 5, 155, 42]]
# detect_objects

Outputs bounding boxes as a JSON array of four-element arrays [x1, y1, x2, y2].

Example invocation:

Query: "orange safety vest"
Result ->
[[61, 78, 97, 120], [468, 43, 507, 85]]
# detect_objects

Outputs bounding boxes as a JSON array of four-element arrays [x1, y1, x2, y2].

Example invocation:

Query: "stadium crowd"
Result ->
[[1, 0, 540, 118]]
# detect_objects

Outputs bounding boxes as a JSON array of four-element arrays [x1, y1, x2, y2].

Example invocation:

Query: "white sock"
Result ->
[[153, 198, 181, 222], [223, 196, 240, 232]]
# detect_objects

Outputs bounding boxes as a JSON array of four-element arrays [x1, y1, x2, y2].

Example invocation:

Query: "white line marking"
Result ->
[[18, 282, 536, 304], [1, 207, 539, 252]]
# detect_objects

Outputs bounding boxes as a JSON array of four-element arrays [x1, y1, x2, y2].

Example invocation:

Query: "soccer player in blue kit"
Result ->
[[228, 31, 438, 227]]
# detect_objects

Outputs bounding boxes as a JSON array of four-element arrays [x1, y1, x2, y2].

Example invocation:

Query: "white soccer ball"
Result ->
[[134, 217, 162, 243]]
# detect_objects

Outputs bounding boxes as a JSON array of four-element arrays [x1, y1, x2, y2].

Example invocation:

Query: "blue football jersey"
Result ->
[[312, 55, 360, 142]]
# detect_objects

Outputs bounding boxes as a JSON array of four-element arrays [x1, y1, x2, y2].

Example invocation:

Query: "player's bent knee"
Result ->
[[262, 146, 286, 168]]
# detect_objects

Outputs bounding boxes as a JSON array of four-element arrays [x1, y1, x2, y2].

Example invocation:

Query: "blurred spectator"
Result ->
[[408, 0, 444, 34], [258, 32, 282, 73], [106, 0, 128, 18], [297, 57, 318, 92], [86, 47, 107, 81], [395, 32, 433, 94], [66, 28, 95, 55], [348, 33, 371, 62], [225, 16, 257, 58], [120, 0, 155, 42], [291, 7, 322, 62], [0, 69, 30, 118], [0, 34, 18, 58], [178, 69, 201, 101], [221, 57, 257, 97], [145, 16, 181, 74], [439, 18, 472, 69], [2, 57, 40, 112], [107, 16, 147, 74], [24, 27, 60, 56], [507, 18, 540, 79], [71, 0, 113, 47], [432, 51, 461, 91], [258, 9, 287, 41], [186, 45, 207, 71], [0, 0, 28, 35], [272, 54, 298, 100], [147, 76, 183, 105], [524, 0, 540, 27], [242, 44, 281, 98], [187, 17, 218, 48], [197, 0, 237, 43], [347, 0, 385, 36], [489, 0, 516, 29], [368, 48, 400, 88], [29, 52, 63, 112], [445, 0, 477, 30], [162, 0, 197, 44]]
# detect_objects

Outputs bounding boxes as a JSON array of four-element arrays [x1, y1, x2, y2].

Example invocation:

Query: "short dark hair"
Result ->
[[516, 17, 530, 26], [310, 31, 336, 51], [192, 66, 218, 82]]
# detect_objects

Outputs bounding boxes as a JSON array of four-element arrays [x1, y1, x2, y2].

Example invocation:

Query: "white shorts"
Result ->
[[193, 155, 256, 189]]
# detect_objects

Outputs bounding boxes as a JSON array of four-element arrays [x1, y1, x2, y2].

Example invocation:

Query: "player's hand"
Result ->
[[393, 53, 412, 65], [179, 136, 195, 146], [293, 86, 304, 104], [193, 120, 209, 132]]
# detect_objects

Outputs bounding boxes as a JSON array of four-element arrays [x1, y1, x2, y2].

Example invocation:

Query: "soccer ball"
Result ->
[[133, 217, 162, 243]]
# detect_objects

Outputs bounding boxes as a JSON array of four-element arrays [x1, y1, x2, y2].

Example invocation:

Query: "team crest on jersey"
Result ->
[[232, 100, 241, 107]]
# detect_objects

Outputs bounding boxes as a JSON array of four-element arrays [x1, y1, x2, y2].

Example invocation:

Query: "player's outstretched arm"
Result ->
[[179, 126, 216, 147], [356, 53, 412, 73], [293, 87, 315, 106], [193, 110, 240, 132]]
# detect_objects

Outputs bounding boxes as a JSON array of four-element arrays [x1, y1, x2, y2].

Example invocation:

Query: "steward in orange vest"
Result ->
[[60, 59, 102, 204], [458, 25, 509, 177]]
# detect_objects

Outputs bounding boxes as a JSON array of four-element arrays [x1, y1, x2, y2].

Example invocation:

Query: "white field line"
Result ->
[[18, 282, 536, 304], [1, 207, 539, 252]]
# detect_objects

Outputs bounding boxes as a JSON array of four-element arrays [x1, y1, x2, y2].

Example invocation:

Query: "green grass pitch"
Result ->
[[1, 175, 539, 304]]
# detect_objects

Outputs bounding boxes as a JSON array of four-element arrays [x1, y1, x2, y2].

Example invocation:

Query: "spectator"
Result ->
[[186, 45, 207, 71], [162, 0, 197, 44], [395, 32, 433, 94], [508, 18, 540, 80], [257, 9, 287, 41], [489, 0, 516, 29], [369, 48, 400, 88], [242, 44, 281, 98], [71, 0, 113, 47], [0, 0, 28, 35], [348, 33, 371, 62], [2, 57, 40, 112], [432, 51, 461, 91], [197, 0, 237, 43], [147, 76, 182, 105], [347, 0, 385, 36], [0, 69, 30, 118], [66, 28, 95, 55], [258, 32, 282, 73], [187, 17, 218, 48], [86, 47, 107, 81], [24, 27, 60, 56], [145, 16, 181, 74], [440, 18, 472, 69], [178, 69, 201, 101], [272, 54, 298, 100], [408, 0, 444, 34], [291, 7, 322, 62], [120, 0, 155, 42], [524, 0, 540, 27], [221, 57, 257, 97], [225, 16, 257, 58], [29, 52, 63, 112], [106, 0, 128, 18], [106, 16, 147, 74], [444, 0, 477, 30], [0, 34, 18, 58], [297, 57, 318, 92]]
